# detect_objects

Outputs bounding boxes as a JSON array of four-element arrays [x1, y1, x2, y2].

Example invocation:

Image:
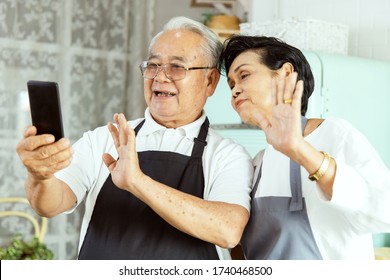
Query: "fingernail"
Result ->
[[46, 136, 54, 143]]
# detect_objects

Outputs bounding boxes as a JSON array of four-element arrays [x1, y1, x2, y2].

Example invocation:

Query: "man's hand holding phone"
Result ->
[[17, 125, 73, 180], [16, 81, 72, 180]]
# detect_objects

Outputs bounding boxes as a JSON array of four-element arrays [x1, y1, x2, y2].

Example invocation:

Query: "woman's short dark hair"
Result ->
[[217, 35, 314, 116]]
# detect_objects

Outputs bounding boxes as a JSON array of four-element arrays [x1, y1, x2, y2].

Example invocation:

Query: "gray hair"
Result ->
[[148, 16, 223, 67]]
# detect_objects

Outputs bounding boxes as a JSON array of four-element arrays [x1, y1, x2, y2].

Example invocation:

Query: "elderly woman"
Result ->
[[218, 35, 390, 260]]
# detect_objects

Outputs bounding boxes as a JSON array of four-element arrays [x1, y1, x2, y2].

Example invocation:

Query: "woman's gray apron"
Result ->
[[78, 118, 219, 260], [241, 117, 323, 259]]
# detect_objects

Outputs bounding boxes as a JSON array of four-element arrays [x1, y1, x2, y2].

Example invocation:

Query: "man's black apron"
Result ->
[[78, 118, 219, 259], [241, 117, 323, 259]]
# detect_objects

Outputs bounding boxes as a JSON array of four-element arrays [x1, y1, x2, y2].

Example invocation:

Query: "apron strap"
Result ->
[[191, 117, 209, 158], [289, 116, 308, 212], [250, 164, 262, 198], [134, 119, 146, 135]]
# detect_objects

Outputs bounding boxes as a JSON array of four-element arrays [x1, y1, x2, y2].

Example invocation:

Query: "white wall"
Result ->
[[248, 0, 390, 62], [154, 0, 219, 31], [153, 0, 390, 62], [154, 0, 390, 61]]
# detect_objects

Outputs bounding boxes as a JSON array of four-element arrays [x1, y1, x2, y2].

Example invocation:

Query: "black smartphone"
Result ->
[[27, 80, 64, 141]]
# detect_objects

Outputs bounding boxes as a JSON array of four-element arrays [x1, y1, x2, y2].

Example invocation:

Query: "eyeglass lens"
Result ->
[[143, 63, 185, 80]]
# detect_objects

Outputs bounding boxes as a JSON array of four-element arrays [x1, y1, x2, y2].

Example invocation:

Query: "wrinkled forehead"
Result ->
[[148, 30, 206, 64]]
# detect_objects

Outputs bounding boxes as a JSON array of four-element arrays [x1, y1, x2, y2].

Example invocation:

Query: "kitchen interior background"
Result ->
[[0, 0, 389, 259]]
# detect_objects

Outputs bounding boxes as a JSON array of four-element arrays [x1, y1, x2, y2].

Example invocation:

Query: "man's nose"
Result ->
[[154, 65, 171, 81]]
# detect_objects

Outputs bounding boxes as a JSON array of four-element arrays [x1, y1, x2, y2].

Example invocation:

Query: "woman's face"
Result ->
[[227, 51, 275, 126]]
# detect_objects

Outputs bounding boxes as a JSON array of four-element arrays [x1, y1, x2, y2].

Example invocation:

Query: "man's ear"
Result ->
[[206, 68, 220, 97]]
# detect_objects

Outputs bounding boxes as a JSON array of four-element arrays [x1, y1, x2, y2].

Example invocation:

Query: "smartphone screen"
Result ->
[[27, 80, 64, 141]]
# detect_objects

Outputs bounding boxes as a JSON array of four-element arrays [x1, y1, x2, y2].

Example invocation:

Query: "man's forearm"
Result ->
[[129, 174, 249, 248], [25, 175, 77, 218]]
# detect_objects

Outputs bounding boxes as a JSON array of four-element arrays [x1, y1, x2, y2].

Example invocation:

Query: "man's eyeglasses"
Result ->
[[139, 61, 213, 81]]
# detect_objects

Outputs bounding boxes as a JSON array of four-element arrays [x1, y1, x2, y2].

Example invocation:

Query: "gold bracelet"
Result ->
[[308, 151, 331, 181]]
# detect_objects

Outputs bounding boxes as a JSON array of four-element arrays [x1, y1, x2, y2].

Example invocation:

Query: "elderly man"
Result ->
[[16, 16, 253, 260]]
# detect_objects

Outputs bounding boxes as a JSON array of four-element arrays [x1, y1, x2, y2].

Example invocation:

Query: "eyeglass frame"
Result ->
[[139, 61, 214, 81]]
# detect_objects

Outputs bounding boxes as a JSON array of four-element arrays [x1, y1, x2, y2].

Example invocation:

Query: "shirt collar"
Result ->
[[137, 108, 207, 139]]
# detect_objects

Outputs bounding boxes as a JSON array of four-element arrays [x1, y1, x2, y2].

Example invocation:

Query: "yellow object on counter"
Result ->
[[374, 247, 390, 260]]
